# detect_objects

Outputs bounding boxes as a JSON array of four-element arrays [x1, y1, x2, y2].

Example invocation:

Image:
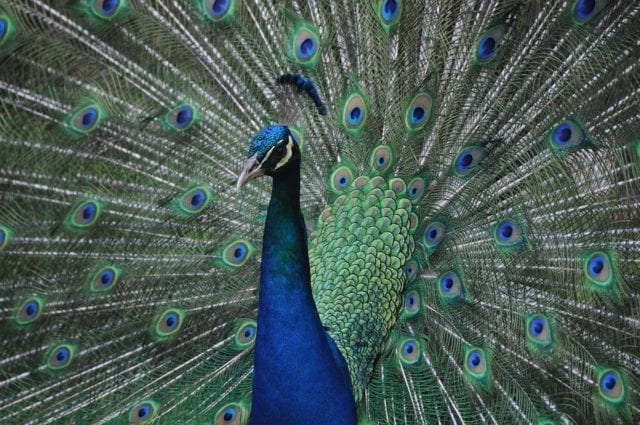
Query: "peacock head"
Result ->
[[237, 124, 299, 190]]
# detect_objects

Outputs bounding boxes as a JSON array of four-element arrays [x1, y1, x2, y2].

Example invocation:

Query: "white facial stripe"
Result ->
[[274, 137, 294, 170]]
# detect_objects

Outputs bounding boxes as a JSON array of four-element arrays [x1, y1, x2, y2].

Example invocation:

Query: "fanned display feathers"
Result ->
[[1, 0, 639, 423]]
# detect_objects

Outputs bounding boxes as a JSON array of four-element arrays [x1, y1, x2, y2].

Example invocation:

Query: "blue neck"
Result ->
[[250, 163, 356, 425]]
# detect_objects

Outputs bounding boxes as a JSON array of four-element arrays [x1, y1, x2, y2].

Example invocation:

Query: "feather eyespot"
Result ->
[[597, 368, 626, 404], [404, 260, 418, 281], [526, 314, 553, 349], [583, 251, 615, 288], [66, 200, 104, 231], [219, 239, 256, 268], [474, 25, 506, 64], [290, 23, 321, 66], [68, 105, 104, 133], [328, 164, 355, 193], [165, 104, 197, 130], [0, 225, 11, 251], [175, 186, 213, 215], [465, 349, 486, 377], [369, 144, 396, 175], [89, 265, 121, 293], [215, 403, 246, 425], [380, 0, 401, 24], [437, 270, 464, 302], [130, 400, 158, 424], [0, 15, 13, 45], [453, 146, 485, 177], [205, 0, 234, 19], [91, 0, 123, 18], [492, 218, 527, 252], [343, 93, 367, 130], [573, 0, 607, 24], [153, 308, 185, 339], [403, 290, 421, 317], [404, 93, 432, 131], [47, 344, 76, 370], [397, 338, 421, 364], [547, 119, 596, 154], [406, 177, 426, 203], [423, 220, 446, 251], [234, 320, 257, 348], [16, 296, 45, 325]]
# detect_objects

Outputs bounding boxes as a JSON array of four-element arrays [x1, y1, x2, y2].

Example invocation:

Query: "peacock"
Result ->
[[0, 0, 639, 423]]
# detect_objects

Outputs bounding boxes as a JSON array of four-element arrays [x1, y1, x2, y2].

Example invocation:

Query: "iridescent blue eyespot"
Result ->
[[547, 119, 594, 154], [0, 225, 11, 251], [381, 0, 400, 23], [69, 105, 103, 133], [165, 104, 197, 130], [404, 260, 418, 281], [341, 92, 368, 133], [210, 0, 230, 17], [583, 251, 614, 288], [234, 320, 257, 348], [478, 36, 496, 59], [597, 368, 625, 404], [406, 177, 426, 203], [423, 221, 446, 251], [16, 296, 45, 325], [292, 25, 320, 65], [67, 200, 103, 230], [89, 265, 121, 293], [47, 344, 76, 370], [437, 270, 465, 302], [465, 348, 487, 377], [474, 25, 506, 65], [130, 400, 158, 424], [153, 308, 185, 339], [329, 163, 355, 193], [492, 218, 525, 251], [215, 403, 245, 425], [91, 0, 122, 18], [0, 18, 7, 41], [573, 0, 607, 24], [403, 290, 421, 317], [453, 146, 485, 177], [404, 93, 433, 131], [397, 338, 421, 364]]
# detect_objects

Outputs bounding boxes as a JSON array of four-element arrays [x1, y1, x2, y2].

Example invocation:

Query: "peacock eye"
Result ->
[[235, 320, 257, 347], [66, 199, 104, 231], [423, 220, 446, 251], [573, 0, 608, 24], [214, 403, 245, 425], [437, 270, 465, 302], [0, 225, 11, 251], [526, 314, 553, 348], [47, 344, 76, 370], [474, 25, 507, 65], [153, 308, 185, 339], [404, 93, 433, 131], [290, 22, 321, 66], [453, 146, 486, 177], [16, 296, 45, 325], [403, 290, 421, 317], [204, 0, 235, 20], [597, 368, 626, 404], [89, 265, 121, 293], [397, 338, 421, 365], [465, 348, 487, 376], [583, 251, 615, 288], [91, 0, 123, 18], [130, 400, 158, 424], [492, 218, 526, 252], [164, 104, 198, 130], [406, 177, 426, 203], [68, 105, 104, 134]]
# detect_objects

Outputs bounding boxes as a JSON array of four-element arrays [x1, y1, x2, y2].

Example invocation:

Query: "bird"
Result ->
[[0, 0, 639, 424]]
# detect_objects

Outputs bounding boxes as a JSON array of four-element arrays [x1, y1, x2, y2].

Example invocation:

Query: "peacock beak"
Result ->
[[236, 154, 264, 191]]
